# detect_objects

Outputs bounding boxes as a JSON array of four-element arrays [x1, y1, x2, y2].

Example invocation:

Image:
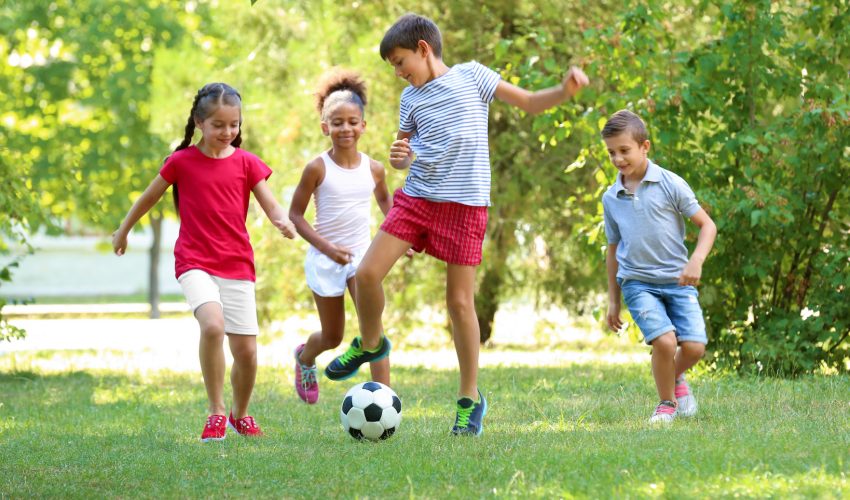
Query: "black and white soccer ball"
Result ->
[[340, 381, 402, 441]]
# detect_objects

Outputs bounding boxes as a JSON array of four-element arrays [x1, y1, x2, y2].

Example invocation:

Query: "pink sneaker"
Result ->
[[675, 377, 698, 417], [294, 344, 319, 404], [200, 414, 227, 442], [649, 400, 677, 423], [228, 412, 263, 437]]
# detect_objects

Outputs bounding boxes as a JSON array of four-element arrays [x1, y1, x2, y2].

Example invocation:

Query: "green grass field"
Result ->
[[1, 352, 848, 498]]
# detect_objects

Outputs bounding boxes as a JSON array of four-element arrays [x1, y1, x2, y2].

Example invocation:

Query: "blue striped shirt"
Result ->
[[399, 61, 501, 206]]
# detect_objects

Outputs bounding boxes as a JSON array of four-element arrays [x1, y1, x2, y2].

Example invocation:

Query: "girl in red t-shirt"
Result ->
[[112, 82, 295, 442]]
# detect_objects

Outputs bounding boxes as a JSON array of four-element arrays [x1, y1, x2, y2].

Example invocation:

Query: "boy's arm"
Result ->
[[494, 66, 589, 114], [606, 243, 624, 332], [252, 179, 296, 239], [679, 208, 717, 286], [389, 130, 414, 170], [112, 175, 171, 256]]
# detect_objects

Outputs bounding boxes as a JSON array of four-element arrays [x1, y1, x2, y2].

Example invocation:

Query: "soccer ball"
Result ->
[[340, 381, 402, 441]]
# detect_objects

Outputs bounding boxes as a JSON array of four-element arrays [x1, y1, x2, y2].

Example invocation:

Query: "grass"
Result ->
[[1, 354, 848, 498]]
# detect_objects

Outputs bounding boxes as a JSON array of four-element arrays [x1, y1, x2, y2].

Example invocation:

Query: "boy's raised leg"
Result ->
[[324, 230, 410, 380], [447, 263, 486, 436]]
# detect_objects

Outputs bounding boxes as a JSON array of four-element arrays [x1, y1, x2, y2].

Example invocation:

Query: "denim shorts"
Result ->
[[618, 278, 708, 345]]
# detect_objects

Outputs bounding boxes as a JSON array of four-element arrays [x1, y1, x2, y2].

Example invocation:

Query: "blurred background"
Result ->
[[1, 0, 848, 375]]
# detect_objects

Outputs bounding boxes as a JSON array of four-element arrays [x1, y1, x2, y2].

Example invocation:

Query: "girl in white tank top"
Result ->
[[287, 70, 393, 403]]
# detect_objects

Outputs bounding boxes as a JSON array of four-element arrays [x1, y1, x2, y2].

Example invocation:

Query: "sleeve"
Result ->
[[671, 174, 700, 218], [602, 197, 621, 245], [159, 154, 177, 184], [246, 152, 273, 188], [399, 88, 414, 133], [469, 61, 501, 103]]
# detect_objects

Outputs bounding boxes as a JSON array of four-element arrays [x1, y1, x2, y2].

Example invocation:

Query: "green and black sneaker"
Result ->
[[451, 390, 487, 436], [324, 336, 391, 381]]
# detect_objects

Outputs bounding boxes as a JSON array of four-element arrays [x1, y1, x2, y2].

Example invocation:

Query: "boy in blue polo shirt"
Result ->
[[602, 109, 717, 423], [324, 13, 589, 436]]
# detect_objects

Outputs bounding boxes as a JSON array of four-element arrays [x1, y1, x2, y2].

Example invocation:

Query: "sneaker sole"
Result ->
[[201, 435, 225, 442]]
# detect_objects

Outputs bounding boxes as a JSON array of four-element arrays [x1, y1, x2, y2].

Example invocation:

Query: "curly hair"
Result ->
[[315, 68, 367, 119]]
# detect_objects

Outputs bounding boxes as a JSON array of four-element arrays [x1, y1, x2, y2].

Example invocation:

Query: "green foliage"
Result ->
[[566, 0, 850, 374]]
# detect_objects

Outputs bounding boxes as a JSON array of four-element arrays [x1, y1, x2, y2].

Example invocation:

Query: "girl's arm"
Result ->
[[370, 159, 392, 216], [252, 179, 296, 239], [606, 243, 623, 332], [112, 175, 171, 256], [679, 208, 717, 286], [493, 66, 589, 115], [288, 159, 351, 264]]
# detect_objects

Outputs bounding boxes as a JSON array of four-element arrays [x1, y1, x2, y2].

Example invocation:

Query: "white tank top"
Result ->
[[313, 151, 375, 252]]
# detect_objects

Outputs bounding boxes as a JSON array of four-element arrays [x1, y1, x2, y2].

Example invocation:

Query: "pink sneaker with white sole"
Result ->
[[675, 377, 698, 417], [294, 344, 319, 404], [649, 400, 678, 423]]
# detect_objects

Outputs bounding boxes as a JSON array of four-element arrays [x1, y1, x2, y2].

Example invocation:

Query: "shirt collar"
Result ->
[[614, 159, 660, 194]]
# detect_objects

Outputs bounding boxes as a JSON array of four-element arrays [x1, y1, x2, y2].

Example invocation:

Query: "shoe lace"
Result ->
[[338, 343, 363, 366], [455, 404, 474, 428], [237, 416, 258, 430], [674, 380, 690, 398], [299, 365, 317, 389], [206, 415, 224, 428], [655, 401, 677, 416]]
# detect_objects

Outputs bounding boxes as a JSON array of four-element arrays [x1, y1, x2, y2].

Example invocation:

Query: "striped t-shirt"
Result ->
[[398, 61, 501, 206]]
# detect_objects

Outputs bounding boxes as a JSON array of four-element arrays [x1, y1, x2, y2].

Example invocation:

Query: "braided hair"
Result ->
[[315, 69, 367, 120], [171, 83, 243, 210]]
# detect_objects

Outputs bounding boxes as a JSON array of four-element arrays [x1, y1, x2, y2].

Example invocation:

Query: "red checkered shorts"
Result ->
[[380, 189, 488, 266]]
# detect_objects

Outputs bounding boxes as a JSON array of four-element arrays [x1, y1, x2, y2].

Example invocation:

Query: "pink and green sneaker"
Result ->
[[294, 344, 319, 404], [675, 376, 698, 417]]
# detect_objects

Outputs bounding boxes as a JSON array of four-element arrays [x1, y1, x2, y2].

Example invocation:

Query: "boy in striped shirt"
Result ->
[[325, 13, 588, 436]]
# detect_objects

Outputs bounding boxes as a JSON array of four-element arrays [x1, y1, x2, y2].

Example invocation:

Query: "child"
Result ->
[[601, 109, 717, 423], [288, 69, 393, 404], [324, 13, 589, 436], [112, 82, 296, 441]]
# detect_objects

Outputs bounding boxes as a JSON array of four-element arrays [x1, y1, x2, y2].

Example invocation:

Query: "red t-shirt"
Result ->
[[159, 146, 272, 281]]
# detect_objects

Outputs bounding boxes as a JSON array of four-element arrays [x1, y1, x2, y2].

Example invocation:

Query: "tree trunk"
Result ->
[[475, 212, 513, 344], [148, 211, 163, 319]]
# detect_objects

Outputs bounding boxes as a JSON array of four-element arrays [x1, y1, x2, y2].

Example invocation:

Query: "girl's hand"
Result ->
[[324, 244, 353, 265], [389, 138, 413, 169], [112, 230, 128, 256], [678, 259, 703, 286], [274, 218, 296, 239], [405, 248, 415, 259], [607, 302, 624, 332]]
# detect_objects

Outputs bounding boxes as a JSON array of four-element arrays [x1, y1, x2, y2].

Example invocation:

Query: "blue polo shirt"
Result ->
[[602, 160, 701, 284]]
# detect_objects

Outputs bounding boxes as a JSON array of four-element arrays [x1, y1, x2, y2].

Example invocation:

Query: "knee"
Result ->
[[230, 339, 257, 362], [446, 293, 475, 320], [354, 265, 381, 288], [200, 320, 225, 341], [651, 332, 677, 355], [682, 341, 706, 359]]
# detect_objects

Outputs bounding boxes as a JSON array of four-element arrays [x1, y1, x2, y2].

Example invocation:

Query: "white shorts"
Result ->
[[305, 246, 366, 297], [177, 269, 259, 335]]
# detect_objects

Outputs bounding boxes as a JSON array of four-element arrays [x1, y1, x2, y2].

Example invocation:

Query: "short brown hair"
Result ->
[[380, 13, 442, 60], [601, 109, 648, 143]]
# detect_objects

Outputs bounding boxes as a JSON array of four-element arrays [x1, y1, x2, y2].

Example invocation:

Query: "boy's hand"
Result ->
[[389, 138, 413, 169], [562, 66, 589, 98], [678, 258, 703, 286], [112, 230, 128, 256], [324, 244, 354, 265], [273, 218, 296, 239], [607, 302, 624, 332]]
